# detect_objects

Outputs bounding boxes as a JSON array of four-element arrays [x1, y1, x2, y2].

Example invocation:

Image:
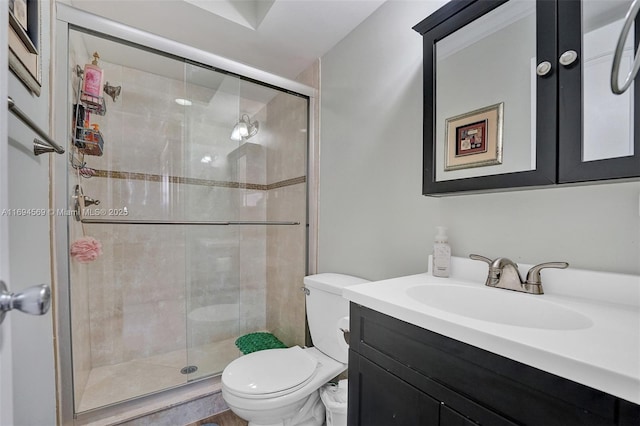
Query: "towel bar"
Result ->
[[8, 97, 65, 154], [79, 219, 300, 226]]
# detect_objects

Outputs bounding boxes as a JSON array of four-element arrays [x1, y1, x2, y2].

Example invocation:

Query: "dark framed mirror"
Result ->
[[414, 0, 557, 196]]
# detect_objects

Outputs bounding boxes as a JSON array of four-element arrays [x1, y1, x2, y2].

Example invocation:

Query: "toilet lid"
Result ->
[[222, 346, 318, 397]]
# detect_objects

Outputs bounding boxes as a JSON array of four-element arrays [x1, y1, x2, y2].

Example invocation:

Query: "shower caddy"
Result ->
[[72, 62, 106, 158]]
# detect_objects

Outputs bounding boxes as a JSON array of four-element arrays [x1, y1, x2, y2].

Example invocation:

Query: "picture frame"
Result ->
[[444, 102, 503, 171], [8, 0, 42, 96]]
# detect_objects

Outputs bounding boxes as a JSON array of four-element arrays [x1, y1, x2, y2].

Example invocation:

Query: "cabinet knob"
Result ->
[[536, 61, 552, 77], [559, 50, 579, 67]]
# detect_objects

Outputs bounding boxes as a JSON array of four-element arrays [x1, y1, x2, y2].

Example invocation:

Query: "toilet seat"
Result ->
[[222, 346, 319, 399]]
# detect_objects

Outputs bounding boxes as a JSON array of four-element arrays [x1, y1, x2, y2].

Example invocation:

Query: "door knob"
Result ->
[[0, 281, 51, 325]]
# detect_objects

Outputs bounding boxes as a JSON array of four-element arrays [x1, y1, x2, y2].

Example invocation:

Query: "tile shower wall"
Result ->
[[77, 60, 187, 369], [75, 60, 266, 367], [265, 63, 314, 347]]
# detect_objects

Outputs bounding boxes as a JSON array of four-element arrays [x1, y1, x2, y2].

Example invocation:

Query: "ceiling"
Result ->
[[69, 0, 387, 80]]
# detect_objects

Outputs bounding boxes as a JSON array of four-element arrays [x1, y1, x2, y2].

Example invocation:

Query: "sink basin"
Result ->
[[406, 284, 593, 330]]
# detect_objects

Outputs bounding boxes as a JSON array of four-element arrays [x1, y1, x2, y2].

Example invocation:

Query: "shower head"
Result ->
[[230, 114, 259, 141]]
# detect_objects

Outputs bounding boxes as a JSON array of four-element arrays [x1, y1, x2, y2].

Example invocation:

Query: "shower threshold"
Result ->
[[77, 336, 241, 413]]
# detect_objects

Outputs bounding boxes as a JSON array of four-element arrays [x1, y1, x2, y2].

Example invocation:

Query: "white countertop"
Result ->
[[342, 256, 640, 404]]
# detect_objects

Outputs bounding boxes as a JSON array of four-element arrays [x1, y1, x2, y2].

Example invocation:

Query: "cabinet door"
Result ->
[[558, 0, 640, 182], [414, 0, 558, 195], [440, 404, 479, 426], [349, 354, 440, 426]]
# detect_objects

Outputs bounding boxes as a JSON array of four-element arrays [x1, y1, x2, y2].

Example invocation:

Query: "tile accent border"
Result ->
[[266, 175, 306, 190], [93, 170, 306, 191]]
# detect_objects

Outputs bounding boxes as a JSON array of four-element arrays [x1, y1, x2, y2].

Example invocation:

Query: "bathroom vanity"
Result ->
[[343, 258, 640, 425]]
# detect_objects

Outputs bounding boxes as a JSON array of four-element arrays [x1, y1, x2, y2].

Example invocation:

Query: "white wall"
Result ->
[[319, 0, 445, 280], [319, 0, 640, 280], [6, 0, 57, 424]]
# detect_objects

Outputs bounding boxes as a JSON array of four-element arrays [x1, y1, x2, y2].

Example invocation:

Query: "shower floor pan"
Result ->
[[77, 336, 241, 413]]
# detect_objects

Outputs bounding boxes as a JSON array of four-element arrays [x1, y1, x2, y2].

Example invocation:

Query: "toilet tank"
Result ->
[[304, 273, 370, 364]]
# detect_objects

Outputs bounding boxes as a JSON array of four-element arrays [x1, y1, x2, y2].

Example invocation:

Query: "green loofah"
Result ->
[[235, 332, 287, 355]]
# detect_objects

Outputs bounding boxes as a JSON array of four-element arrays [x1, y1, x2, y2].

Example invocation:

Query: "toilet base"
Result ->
[[228, 389, 325, 426], [222, 347, 346, 426]]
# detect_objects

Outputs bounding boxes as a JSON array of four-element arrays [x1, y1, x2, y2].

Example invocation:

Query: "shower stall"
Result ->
[[54, 4, 315, 419]]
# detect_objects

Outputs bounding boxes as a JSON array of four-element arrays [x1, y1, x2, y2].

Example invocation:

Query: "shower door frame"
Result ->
[[53, 4, 319, 424]]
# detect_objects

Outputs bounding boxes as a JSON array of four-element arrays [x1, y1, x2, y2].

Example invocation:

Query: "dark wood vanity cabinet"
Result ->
[[414, 0, 640, 196], [347, 304, 640, 426]]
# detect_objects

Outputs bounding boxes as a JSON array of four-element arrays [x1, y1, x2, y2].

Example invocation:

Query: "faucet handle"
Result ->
[[525, 262, 569, 285], [470, 254, 518, 271], [470, 255, 496, 287], [469, 254, 492, 265]]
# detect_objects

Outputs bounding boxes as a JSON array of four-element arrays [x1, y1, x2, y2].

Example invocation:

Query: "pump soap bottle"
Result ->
[[432, 226, 451, 278], [81, 52, 104, 102]]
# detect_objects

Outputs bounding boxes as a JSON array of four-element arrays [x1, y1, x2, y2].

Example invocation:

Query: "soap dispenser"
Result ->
[[432, 226, 451, 278], [81, 52, 104, 103]]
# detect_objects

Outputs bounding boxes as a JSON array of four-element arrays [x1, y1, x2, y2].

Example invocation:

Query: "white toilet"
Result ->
[[221, 273, 370, 426]]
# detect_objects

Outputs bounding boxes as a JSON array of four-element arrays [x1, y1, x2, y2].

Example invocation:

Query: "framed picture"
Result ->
[[444, 102, 503, 171], [8, 0, 41, 96]]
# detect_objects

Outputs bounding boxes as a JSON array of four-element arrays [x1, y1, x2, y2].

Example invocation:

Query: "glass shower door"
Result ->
[[183, 64, 244, 380], [65, 24, 310, 414], [183, 63, 311, 381], [67, 28, 192, 412]]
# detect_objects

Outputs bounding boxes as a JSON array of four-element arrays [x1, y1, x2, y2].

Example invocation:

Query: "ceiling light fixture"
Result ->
[[230, 114, 259, 142], [175, 98, 193, 106]]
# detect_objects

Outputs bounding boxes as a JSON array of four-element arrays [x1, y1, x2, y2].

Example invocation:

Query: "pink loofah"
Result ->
[[70, 236, 103, 263]]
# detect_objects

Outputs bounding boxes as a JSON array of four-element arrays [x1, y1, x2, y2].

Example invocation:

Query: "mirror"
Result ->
[[435, 0, 537, 182], [583, 0, 634, 162]]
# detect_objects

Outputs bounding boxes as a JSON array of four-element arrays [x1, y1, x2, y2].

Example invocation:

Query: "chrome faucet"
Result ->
[[470, 254, 568, 295]]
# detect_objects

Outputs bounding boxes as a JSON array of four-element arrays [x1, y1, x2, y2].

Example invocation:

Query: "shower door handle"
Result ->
[[0, 280, 51, 325]]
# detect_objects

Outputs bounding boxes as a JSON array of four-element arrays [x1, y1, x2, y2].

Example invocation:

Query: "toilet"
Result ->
[[221, 273, 370, 426]]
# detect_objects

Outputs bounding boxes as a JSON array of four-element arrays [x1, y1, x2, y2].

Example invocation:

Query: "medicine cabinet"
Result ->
[[414, 0, 640, 196]]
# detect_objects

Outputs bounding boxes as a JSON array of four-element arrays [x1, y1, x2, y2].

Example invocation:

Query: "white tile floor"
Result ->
[[78, 337, 241, 412]]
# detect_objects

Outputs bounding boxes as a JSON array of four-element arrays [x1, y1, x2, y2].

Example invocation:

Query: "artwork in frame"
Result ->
[[8, 0, 42, 96], [444, 102, 503, 171]]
